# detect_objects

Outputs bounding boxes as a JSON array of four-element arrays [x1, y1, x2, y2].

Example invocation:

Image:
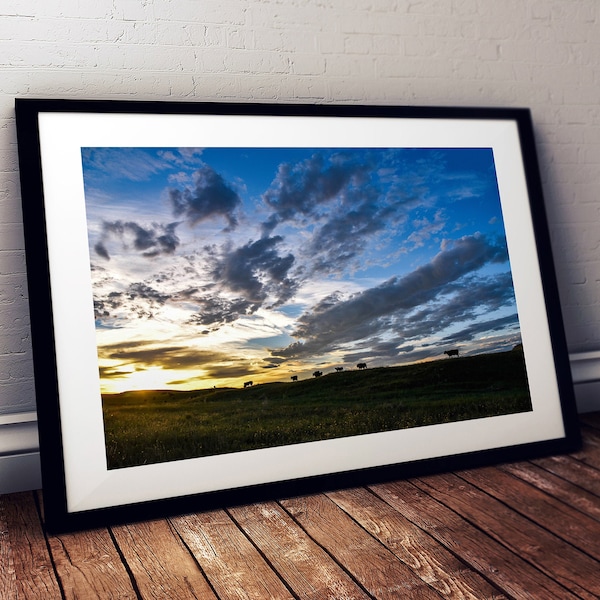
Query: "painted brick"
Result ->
[[0, 223, 24, 252], [154, 2, 247, 26], [406, 1, 453, 16], [0, 251, 26, 275], [223, 49, 291, 75], [343, 34, 374, 55], [289, 54, 326, 76], [252, 28, 286, 52], [0, 379, 36, 414], [0, 351, 33, 383], [317, 33, 346, 55], [0, 272, 28, 302]]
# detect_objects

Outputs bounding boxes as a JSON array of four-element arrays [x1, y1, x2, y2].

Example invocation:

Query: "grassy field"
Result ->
[[102, 347, 532, 469]]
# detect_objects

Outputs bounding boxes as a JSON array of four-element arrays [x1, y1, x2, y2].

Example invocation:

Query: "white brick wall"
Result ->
[[1, 1, 599, 432]]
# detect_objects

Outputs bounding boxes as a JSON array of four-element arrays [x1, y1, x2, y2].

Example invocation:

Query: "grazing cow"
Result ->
[[444, 349, 459, 358], [357, 362, 367, 370], [244, 381, 253, 388], [313, 370, 323, 378], [335, 367, 344, 372], [291, 375, 298, 381]]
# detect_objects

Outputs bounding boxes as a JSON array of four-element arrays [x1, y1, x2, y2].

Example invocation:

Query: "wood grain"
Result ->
[[47, 526, 136, 599], [370, 479, 580, 600], [171, 509, 294, 600], [499, 460, 600, 522], [415, 471, 600, 599], [229, 501, 371, 599], [460, 466, 600, 552], [0, 493, 17, 600], [2, 492, 64, 599], [282, 493, 444, 599], [326, 486, 508, 600], [532, 454, 600, 497], [572, 426, 600, 469], [111, 518, 217, 599]]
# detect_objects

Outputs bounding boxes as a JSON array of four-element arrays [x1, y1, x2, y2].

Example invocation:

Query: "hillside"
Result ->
[[106, 347, 528, 405], [102, 349, 532, 469]]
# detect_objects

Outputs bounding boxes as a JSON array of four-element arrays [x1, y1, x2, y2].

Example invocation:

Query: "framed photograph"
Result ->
[[16, 99, 580, 532]]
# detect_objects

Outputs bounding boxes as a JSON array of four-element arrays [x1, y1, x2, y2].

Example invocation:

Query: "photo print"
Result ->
[[81, 145, 532, 469]]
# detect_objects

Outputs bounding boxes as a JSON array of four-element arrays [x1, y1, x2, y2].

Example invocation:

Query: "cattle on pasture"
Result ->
[[291, 375, 298, 381], [444, 349, 459, 358], [335, 367, 344, 372], [313, 370, 323, 378], [357, 362, 367, 370], [244, 381, 253, 388]]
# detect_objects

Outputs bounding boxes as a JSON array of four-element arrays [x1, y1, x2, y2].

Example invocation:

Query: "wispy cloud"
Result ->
[[306, 189, 398, 275], [82, 147, 171, 182]]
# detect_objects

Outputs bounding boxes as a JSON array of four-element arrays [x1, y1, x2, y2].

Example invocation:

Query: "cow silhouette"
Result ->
[[335, 367, 344, 372], [313, 370, 323, 378], [291, 375, 298, 381], [444, 349, 459, 358], [243, 381, 253, 387], [357, 362, 367, 370]]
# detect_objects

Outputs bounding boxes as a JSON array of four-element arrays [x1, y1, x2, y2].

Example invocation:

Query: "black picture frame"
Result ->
[[15, 99, 580, 533]]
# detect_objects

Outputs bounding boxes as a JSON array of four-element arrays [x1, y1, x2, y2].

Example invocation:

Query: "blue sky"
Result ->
[[81, 146, 521, 392]]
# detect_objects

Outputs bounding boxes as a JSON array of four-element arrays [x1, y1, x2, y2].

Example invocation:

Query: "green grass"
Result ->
[[102, 347, 532, 469]]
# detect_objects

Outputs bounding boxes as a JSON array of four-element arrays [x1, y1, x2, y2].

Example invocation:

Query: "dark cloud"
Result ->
[[93, 268, 265, 329], [440, 313, 520, 346], [153, 223, 180, 255], [93, 291, 124, 320], [93, 282, 171, 322], [186, 296, 258, 329], [94, 242, 110, 260], [204, 363, 257, 379], [94, 220, 180, 260], [261, 153, 370, 234], [98, 366, 133, 380], [263, 357, 286, 366], [99, 340, 259, 383], [342, 343, 424, 365], [211, 236, 296, 306], [127, 282, 170, 305], [400, 272, 517, 340], [262, 151, 433, 275], [98, 342, 232, 372], [168, 165, 241, 230], [272, 234, 510, 360]]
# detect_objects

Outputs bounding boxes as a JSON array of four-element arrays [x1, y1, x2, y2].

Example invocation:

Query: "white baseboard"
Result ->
[[568, 350, 600, 413], [572, 380, 600, 414], [0, 411, 41, 494], [0, 452, 41, 494], [1, 353, 599, 494]]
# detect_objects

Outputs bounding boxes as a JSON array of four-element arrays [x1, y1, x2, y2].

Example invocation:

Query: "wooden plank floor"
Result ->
[[2, 413, 600, 599]]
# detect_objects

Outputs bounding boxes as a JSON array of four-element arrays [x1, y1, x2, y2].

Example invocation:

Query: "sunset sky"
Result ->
[[81, 146, 522, 393]]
